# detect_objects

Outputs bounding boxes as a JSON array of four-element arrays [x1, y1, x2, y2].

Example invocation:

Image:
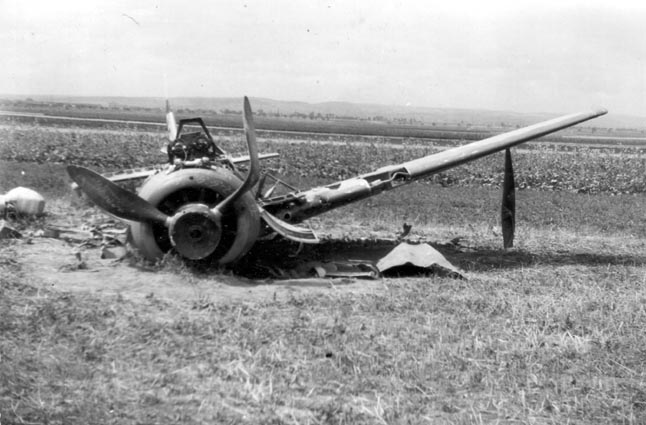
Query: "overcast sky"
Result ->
[[2, 0, 645, 115]]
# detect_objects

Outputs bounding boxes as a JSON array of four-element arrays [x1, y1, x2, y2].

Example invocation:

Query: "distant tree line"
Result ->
[[1, 98, 642, 137]]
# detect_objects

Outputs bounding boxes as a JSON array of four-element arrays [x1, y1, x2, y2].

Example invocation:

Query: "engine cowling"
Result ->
[[129, 167, 260, 264]]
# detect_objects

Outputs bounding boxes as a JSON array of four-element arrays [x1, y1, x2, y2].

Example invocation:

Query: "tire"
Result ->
[[129, 167, 260, 264]]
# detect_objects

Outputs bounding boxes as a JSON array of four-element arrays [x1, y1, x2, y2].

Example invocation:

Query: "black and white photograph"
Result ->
[[1, 0, 645, 423]]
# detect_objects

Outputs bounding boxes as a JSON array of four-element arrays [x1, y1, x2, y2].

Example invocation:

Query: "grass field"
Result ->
[[1, 118, 646, 424]]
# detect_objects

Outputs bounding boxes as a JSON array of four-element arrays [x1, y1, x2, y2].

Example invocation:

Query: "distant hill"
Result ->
[[1, 94, 643, 130]]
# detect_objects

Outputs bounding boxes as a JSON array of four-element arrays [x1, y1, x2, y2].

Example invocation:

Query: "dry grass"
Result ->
[[2, 125, 646, 423], [2, 258, 646, 424], [2, 185, 646, 424]]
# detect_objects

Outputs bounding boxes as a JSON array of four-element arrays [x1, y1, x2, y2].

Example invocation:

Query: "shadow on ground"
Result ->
[[225, 237, 646, 279], [447, 245, 646, 272]]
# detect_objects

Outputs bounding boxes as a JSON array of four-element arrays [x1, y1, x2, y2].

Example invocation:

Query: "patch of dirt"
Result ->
[[13, 237, 395, 306], [12, 220, 643, 308]]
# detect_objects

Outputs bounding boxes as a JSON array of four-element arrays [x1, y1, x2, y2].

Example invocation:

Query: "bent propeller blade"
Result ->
[[259, 208, 319, 243], [66, 165, 170, 226], [241, 96, 261, 187], [165, 99, 178, 142], [501, 148, 515, 248], [212, 96, 261, 217]]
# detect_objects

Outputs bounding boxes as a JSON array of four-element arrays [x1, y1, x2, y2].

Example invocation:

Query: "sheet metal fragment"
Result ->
[[0, 220, 22, 239], [304, 261, 379, 279], [376, 242, 464, 279]]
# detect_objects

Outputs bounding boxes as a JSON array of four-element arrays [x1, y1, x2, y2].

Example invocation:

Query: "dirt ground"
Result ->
[[11, 226, 449, 306], [13, 223, 642, 309], [12, 237, 364, 304]]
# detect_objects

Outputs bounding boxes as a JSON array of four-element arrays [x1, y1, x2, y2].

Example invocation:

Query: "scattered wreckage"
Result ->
[[0, 187, 46, 239], [0, 187, 45, 218], [66, 97, 607, 275]]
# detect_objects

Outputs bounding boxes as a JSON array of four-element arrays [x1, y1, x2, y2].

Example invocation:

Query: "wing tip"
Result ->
[[591, 106, 608, 117]]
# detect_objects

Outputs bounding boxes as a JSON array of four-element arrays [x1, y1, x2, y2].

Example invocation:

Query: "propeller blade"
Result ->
[[66, 165, 170, 226], [259, 208, 319, 244], [501, 148, 515, 248], [212, 96, 261, 217], [166, 99, 177, 141]]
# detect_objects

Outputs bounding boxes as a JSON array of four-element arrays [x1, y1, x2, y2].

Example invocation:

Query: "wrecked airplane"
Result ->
[[67, 97, 607, 267]]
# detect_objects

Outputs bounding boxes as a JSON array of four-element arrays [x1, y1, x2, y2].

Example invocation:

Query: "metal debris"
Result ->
[[34, 223, 129, 246], [376, 242, 465, 279], [58, 251, 88, 272], [303, 261, 379, 279], [35, 226, 94, 243], [398, 223, 412, 240], [0, 220, 22, 239], [0, 187, 45, 217], [100, 245, 128, 260]]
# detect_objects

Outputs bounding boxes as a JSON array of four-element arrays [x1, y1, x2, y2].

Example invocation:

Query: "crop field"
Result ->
[[2, 115, 646, 195], [1, 117, 646, 424]]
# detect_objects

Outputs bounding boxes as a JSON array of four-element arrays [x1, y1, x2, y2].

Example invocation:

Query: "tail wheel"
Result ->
[[130, 168, 260, 264]]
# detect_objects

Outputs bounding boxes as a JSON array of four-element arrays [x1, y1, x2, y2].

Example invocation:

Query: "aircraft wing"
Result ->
[[230, 152, 279, 163], [69, 166, 162, 192], [398, 107, 607, 180]]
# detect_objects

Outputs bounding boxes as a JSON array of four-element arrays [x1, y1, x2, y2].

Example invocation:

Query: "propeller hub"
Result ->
[[169, 203, 222, 260]]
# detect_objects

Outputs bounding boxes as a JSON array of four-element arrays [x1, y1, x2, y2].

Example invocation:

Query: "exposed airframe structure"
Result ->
[[67, 97, 607, 265]]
